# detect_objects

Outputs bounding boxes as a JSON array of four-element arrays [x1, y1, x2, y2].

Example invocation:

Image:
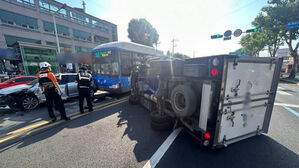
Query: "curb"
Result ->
[[280, 79, 299, 84]]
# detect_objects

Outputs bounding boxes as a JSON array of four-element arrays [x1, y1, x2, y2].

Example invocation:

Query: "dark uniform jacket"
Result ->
[[77, 71, 92, 89]]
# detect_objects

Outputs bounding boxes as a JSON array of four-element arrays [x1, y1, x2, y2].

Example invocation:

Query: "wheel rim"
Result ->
[[174, 92, 186, 111], [23, 97, 38, 110]]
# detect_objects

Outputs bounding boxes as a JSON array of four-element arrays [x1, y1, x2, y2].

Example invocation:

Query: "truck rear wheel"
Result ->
[[150, 111, 173, 131], [150, 111, 172, 123], [150, 121, 173, 131], [170, 85, 197, 117], [129, 95, 139, 105]]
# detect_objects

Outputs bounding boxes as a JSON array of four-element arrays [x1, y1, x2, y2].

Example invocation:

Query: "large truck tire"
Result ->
[[129, 95, 139, 105], [170, 85, 197, 117], [150, 111, 172, 123], [150, 121, 173, 131], [150, 120, 173, 131], [150, 111, 173, 131]]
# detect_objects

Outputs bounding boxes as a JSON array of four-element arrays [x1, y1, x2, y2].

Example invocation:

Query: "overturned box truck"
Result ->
[[129, 55, 282, 149]]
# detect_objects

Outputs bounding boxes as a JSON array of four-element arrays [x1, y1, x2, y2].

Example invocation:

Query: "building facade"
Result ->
[[0, 0, 117, 75]]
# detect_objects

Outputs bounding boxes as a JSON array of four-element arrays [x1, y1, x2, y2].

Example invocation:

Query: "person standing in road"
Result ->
[[37, 62, 70, 122], [76, 65, 93, 113]]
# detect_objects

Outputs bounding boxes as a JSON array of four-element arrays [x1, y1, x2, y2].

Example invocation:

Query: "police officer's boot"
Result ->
[[51, 117, 57, 122]]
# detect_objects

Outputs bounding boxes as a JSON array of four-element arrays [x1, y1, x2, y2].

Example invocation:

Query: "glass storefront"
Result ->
[[4, 35, 41, 47], [19, 44, 59, 75]]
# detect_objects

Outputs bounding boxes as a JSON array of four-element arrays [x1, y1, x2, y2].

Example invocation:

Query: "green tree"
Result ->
[[173, 52, 190, 59], [239, 33, 266, 56], [235, 48, 245, 52], [265, 0, 299, 78], [127, 18, 159, 47], [252, 13, 284, 57]]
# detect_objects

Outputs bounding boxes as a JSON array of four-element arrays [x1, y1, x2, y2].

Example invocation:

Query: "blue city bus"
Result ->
[[92, 42, 163, 93]]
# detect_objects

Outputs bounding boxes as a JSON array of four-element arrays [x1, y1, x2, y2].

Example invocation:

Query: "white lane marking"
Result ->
[[274, 103, 299, 108], [277, 90, 292, 96], [143, 127, 182, 168]]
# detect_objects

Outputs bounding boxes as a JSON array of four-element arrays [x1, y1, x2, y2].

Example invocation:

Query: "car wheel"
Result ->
[[90, 89, 95, 98], [20, 95, 39, 111]]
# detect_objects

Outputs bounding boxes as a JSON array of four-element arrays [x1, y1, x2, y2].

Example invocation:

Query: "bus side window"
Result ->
[[120, 51, 132, 76]]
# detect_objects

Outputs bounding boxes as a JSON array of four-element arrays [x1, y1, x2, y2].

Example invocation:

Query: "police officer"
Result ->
[[76, 65, 93, 113], [37, 62, 70, 122]]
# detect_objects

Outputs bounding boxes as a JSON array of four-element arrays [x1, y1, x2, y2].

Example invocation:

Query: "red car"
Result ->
[[0, 76, 37, 89]]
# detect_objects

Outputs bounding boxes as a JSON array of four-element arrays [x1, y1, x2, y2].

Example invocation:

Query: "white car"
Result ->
[[0, 73, 95, 110]]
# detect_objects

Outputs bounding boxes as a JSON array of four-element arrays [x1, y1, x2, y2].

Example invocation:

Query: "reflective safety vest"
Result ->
[[78, 71, 92, 89], [37, 71, 56, 90]]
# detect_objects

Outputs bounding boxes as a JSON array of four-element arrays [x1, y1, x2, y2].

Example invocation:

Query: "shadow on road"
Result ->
[[0, 99, 170, 165], [156, 131, 299, 168], [116, 103, 170, 162]]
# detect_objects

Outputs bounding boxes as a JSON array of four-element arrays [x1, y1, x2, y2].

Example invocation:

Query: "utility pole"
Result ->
[[52, 3, 66, 54], [193, 51, 198, 58], [171, 38, 178, 57]]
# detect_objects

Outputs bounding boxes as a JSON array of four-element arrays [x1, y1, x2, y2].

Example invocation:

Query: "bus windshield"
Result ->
[[93, 50, 119, 76]]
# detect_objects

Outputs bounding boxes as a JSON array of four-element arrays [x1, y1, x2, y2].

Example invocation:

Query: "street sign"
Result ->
[[229, 51, 245, 56], [287, 20, 299, 29], [233, 29, 242, 37], [223, 36, 231, 41], [224, 30, 232, 37]]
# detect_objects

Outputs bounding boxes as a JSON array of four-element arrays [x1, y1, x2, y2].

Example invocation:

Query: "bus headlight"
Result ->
[[109, 84, 119, 89]]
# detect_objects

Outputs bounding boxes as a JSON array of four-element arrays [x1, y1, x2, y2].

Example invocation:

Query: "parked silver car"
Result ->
[[0, 73, 95, 110]]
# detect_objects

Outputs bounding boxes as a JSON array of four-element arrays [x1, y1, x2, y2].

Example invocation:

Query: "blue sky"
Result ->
[[57, 0, 269, 57]]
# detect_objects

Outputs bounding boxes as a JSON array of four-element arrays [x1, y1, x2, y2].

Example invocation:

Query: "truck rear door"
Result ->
[[214, 57, 282, 147]]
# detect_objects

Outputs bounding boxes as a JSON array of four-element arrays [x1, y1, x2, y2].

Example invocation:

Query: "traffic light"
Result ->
[[211, 34, 223, 39], [246, 28, 258, 33]]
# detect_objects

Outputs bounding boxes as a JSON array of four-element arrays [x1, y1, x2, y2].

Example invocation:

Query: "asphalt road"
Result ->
[[0, 82, 298, 168]]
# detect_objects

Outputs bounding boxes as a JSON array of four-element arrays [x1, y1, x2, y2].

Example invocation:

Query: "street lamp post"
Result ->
[[53, 15, 60, 53], [52, 4, 66, 54]]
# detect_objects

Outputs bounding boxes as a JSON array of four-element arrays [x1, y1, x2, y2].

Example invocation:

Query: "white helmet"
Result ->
[[39, 62, 51, 69]]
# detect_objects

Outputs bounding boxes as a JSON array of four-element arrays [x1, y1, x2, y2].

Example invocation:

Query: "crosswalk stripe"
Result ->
[[277, 90, 292, 96]]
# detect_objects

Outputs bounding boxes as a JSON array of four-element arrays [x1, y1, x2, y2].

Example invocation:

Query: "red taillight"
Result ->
[[204, 132, 211, 139], [211, 68, 218, 76]]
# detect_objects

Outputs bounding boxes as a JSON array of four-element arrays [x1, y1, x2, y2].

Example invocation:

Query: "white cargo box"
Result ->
[[211, 57, 282, 147]]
